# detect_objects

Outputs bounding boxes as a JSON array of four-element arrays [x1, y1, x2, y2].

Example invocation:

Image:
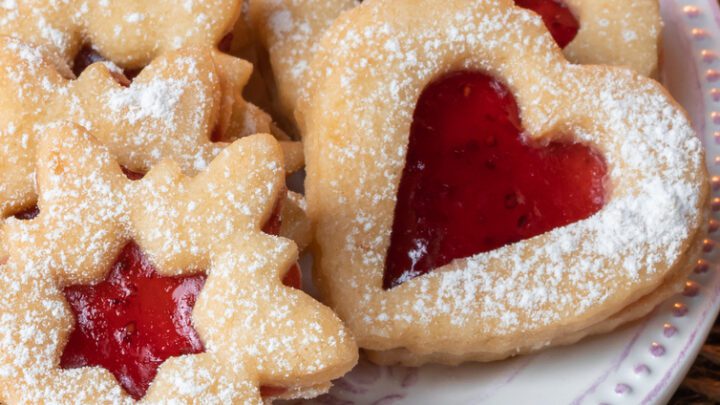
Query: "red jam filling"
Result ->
[[514, 0, 579, 48], [60, 197, 301, 398], [72, 46, 107, 77], [259, 386, 288, 398], [121, 166, 145, 181], [383, 71, 607, 289], [262, 201, 284, 236], [282, 263, 302, 290], [60, 241, 301, 399], [60, 241, 206, 400], [262, 201, 303, 290], [72, 46, 140, 83], [12, 205, 39, 220]]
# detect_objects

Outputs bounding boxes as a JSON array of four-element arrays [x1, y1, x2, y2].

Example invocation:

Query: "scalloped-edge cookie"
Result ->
[[0, 38, 309, 256], [0, 0, 241, 69], [299, 0, 708, 365], [0, 124, 357, 403], [0, 37, 287, 215]]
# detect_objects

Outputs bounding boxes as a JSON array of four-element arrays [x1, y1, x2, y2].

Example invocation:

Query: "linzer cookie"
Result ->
[[0, 38, 308, 255], [299, 0, 708, 365], [0, 38, 260, 215], [0, 0, 241, 69], [250, 0, 659, 124], [0, 125, 357, 402]]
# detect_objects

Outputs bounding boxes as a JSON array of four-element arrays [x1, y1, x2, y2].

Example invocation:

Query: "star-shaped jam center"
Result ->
[[60, 241, 206, 400], [59, 205, 300, 399]]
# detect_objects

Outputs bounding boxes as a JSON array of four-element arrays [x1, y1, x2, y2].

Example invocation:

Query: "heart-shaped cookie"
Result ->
[[299, 0, 708, 365]]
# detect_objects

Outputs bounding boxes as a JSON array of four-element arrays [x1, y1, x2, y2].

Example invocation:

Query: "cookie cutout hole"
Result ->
[[72, 45, 143, 86], [514, 0, 579, 48], [11, 205, 39, 220], [60, 241, 207, 400], [383, 71, 607, 289]]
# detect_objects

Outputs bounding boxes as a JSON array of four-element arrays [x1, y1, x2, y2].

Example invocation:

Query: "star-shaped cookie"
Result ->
[[0, 123, 357, 403]]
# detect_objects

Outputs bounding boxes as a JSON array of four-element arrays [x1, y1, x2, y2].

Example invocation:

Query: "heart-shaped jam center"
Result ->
[[383, 71, 607, 289], [514, 0, 579, 48]]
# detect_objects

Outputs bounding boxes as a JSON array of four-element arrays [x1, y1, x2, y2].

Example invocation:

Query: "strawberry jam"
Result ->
[[282, 263, 302, 290], [514, 0, 579, 48], [262, 201, 284, 236], [60, 242, 206, 400], [12, 205, 39, 220], [259, 385, 288, 398], [72, 46, 107, 77], [263, 203, 303, 290], [121, 167, 145, 181], [61, 241, 301, 399], [383, 71, 607, 289]]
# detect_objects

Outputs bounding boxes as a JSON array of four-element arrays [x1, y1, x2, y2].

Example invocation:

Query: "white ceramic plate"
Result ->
[[295, 0, 720, 403]]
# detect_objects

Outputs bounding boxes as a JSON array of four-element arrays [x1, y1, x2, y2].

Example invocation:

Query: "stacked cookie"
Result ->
[[0, 0, 709, 403], [0, 1, 354, 403]]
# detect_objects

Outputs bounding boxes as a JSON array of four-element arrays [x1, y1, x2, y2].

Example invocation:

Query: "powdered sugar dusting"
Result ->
[[250, 0, 358, 120], [0, 0, 241, 68], [0, 38, 271, 219], [301, 0, 707, 357], [563, 0, 660, 77], [106, 77, 187, 129], [253, 0, 658, 124], [0, 0, 16, 9], [0, 128, 356, 402]]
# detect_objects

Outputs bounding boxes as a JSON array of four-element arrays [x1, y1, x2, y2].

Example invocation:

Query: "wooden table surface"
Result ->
[[669, 316, 720, 403]]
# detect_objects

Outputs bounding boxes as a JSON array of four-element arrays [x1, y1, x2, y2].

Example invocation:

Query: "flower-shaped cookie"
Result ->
[[0, 124, 357, 403], [299, 0, 708, 366], [0, 0, 241, 69], [0, 38, 305, 234], [250, 0, 659, 123]]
